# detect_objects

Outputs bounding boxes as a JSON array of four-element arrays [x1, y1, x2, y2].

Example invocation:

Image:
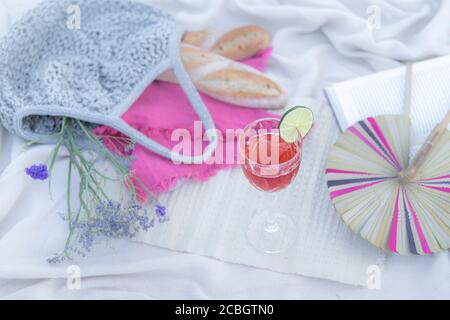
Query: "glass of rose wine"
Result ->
[[239, 117, 302, 253]]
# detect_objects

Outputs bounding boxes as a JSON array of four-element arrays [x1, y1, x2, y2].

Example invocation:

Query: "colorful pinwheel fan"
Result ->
[[325, 64, 450, 255]]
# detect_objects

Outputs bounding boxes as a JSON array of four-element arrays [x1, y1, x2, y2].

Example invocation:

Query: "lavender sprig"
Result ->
[[37, 117, 167, 263], [25, 164, 49, 180]]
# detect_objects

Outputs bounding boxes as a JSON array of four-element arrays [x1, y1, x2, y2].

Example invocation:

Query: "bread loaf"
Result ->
[[182, 25, 271, 61], [158, 45, 286, 110], [182, 30, 209, 47]]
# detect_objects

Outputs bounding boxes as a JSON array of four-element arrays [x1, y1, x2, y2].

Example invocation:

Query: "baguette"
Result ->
[[182, 25, 271, 61], [182, 30, 209, 47], [158, 45, 286, 110]]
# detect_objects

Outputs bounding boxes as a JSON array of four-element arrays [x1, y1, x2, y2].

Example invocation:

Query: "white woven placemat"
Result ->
[[135, 101, 384, 286]]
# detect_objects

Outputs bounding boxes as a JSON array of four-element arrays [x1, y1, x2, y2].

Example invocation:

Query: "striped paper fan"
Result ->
[[326, 114, 450, 255]]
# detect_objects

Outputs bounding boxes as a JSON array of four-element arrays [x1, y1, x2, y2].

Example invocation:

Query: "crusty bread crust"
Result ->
[[183, 26, 271, 61], [211, 26, 271, 61], [182, 30, 209, 47], [198, 69, 283, 99], [157, 44, 286, 109]]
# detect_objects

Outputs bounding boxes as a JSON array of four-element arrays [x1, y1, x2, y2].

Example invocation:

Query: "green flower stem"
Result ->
[[67, 158, 72, 222], [66, 128, 108, 201], [45, 117, 160, 260], [47, 118, 67, 197]]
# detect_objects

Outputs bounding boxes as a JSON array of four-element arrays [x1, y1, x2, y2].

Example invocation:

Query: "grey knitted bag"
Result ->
[[0, 0, 217, 163]]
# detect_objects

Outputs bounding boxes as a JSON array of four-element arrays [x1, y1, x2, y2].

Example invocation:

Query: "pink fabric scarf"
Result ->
[[95, 48, 277, 196]]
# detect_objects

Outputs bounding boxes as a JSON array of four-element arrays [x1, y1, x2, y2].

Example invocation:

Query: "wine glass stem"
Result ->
[[264, 191, 280, 232]]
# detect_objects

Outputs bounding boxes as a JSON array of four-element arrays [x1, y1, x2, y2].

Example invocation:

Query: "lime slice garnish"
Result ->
[[279, 106, 314, 143]]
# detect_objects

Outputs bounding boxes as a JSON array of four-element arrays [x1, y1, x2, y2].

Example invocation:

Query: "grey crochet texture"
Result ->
[[0, 0, 217, 163]]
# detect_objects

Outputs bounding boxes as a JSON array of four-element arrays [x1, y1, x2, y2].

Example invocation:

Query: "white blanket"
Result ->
[[0, 0, 449, 299]]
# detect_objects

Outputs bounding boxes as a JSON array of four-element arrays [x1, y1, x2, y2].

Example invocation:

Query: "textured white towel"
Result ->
[[135, 97, 384, 285]]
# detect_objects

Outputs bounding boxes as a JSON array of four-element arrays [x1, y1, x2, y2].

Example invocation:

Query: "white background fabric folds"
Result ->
[[0, 0, 449, 299]]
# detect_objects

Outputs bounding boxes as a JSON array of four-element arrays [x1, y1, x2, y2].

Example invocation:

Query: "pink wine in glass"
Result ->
[[239, 118, 303, 254], [242, 132, 301, 192]]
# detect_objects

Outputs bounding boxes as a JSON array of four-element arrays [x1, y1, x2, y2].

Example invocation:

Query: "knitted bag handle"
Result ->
[[0, 0, 218, 165], [115, 43, 218, 164]]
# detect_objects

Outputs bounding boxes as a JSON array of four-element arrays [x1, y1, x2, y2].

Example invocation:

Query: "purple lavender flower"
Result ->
[[47, 253, 68, 264], [155, 204, 166, 218], [49, 199, 167, 263], [155, 204, 168, 223], [25, 164, 49, 180], [72, 200, 162, 252]]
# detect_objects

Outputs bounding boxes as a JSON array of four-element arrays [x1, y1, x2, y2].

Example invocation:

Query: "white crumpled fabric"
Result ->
[[0, 0, 449, 299]]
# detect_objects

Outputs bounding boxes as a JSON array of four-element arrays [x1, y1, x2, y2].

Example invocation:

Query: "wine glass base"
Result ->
[[247, 213, 297, 254]]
